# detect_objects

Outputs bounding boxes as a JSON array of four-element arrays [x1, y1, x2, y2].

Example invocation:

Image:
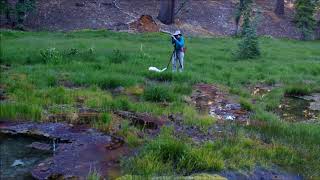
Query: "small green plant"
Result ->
[[143, 85, 174, 102], [109, 49, 129, 64], [110, 97, 131, 111], [81, 47, 96, 61], [40, 48, 62, 64], [87, 170, 101, 180], [240, 97, 253, 111], [126, 132, 144, 147], [66, 48, 79, 56], [101, 112, 111, 125], [92, 112, 112, 132], [88, 47, 95, 54], [117, 120, 144, 147]]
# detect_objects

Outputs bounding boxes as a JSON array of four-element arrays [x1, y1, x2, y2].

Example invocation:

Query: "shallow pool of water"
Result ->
[[0, 133, 52, 180], [277, 97, 319, 122]]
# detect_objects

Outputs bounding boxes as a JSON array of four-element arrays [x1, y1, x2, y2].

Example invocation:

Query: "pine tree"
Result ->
[[237, 24, 260, 59], [237, 0, 260, 59], [294, 0, 317, 40]]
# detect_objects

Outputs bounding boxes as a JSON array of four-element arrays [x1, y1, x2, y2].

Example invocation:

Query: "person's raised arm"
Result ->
[[171, 37, 176, 44], [175, 37, 184, 47]]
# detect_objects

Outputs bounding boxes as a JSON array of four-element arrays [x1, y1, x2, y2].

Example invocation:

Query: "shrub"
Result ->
[[143, 85, 174, 102], [109, 49, 129, 64], [40, 48, 62, 64], [66, 48, 79, 56]]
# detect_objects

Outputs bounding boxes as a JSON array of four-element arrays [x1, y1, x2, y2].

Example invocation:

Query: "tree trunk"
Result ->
[[4, 0, 12, 25], [234, 0, 244, 35], [158, 0, 175, 25], [275, 0, 284, 16]]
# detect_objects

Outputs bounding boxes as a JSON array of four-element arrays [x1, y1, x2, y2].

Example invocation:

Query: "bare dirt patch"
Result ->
[[114, 110, 167, 131], [129, 15, 160, 32], [170, 84, 251, 144], [191, 84, 250, 123]]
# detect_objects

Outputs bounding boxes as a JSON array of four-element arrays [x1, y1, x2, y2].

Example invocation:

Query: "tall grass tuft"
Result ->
[[143, 85, 174, 102], [109, 49, 129, 64], [284, 85, 312, 96]]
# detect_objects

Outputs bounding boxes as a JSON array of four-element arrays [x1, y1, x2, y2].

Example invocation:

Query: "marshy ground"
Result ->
[[0, 30, 320, 179]]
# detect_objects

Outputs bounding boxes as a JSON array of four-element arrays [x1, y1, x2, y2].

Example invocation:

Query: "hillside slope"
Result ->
[[1, 0, 320, 39]]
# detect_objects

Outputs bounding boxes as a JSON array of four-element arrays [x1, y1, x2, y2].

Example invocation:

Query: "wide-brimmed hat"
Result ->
[[173, 30, 181, 36]]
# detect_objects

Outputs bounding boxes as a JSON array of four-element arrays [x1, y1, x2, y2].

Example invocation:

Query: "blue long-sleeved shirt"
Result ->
[[172, 36, 185, 51]]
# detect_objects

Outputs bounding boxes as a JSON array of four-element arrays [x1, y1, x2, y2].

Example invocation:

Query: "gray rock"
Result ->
[[27, 142, 52, 151], [310, 102, 320, 111], [112, 86, 125, 94]]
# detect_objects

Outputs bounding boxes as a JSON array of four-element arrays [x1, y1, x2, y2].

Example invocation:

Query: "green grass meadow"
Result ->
[[1, 30, 320, 178]]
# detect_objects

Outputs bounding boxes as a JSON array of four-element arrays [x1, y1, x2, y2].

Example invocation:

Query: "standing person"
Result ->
[[171, 30, 185, 72]]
